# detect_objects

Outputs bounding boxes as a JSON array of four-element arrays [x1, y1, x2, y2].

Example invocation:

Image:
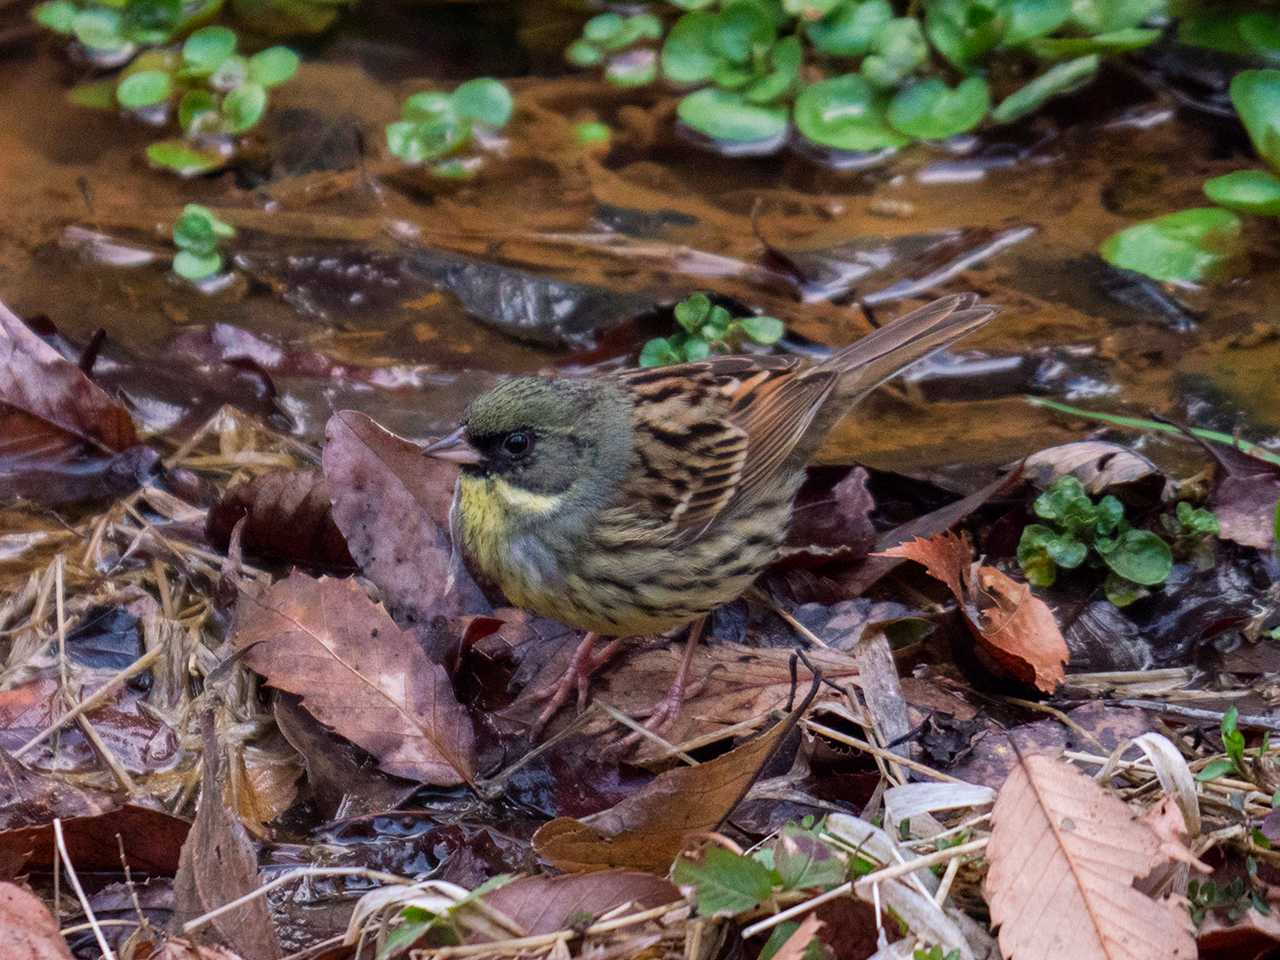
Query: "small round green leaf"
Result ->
[[173, 249, 223, 280], [709, 1, 774, 65], [736, 314, 784, 344], [1002, 0, 1071, 46], [248, 46, 300, 88], [677, 87, 788, 145], [209, 53, 249, 90], [116, 69, 172, 109], [1204, 169, 1280, 216], [182, 24, 236, 73], [221, 82, 267, 134], [122, 0, 181, 45], [683, 337, 712, 361], [33, 0, 77, 34], [72, 8, 127, 51], [662, 12, 718, 86], [1239, 13, 1280, 62], [743, 34, 801, 104], [1231, 70, 1280, 173], [1068, 0, 1162, 35], [68, 80, 118, 110], [640, 336, 680, 367], [145, 139, 226, 176], [451, 78, 514, 128], [566, 39, 604, 67], [583, 12, 625, 46], [925, 0, 1002, 69], [861, 17, 927, 89], [402, 91, 453, 122], [573, 121, 611, 145], [794, 74, 909, 152], [173, 207, 217, 254], [888, 76, 990, 140], [178, 88, 217, 131], [1101, 529, 1172, 586], [991, 54, 1099, 124], [385, 117, 470, 164], [606, 49, 658, 89], [806, 0, 892, 57], [1100, 207, 1246, 284], [675, 293, 712, 332]]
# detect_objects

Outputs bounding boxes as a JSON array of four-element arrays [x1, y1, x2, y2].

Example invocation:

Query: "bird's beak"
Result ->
[[422, 427, 484, 465]]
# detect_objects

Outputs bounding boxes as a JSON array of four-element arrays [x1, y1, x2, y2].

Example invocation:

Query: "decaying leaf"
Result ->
[[172, 713, 280, 960], [534, 696, 808, 873], [984, 752, 1198, 960], [881, 532, 1068, 692], [233, 572, 475, 785], [768, 913, 826, 960], [132, 934, 248, 959], [782, 466, 876, 563], [1023, 441, 1161, 497], [479, 870, 680, 938], [0, 881, 74, 959], [205, 468, 353, 569], [322, 410, 490, 649]]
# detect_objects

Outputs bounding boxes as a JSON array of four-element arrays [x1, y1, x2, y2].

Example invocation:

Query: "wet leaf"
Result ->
[[222, 82, 267, 134], [1098, 529, 1172, 586], [662, 12, 719, 85], [1231, 69, 1280, 171], [677, 88, 789, 145], [233, 572, 476, 785], [172, 714, 280, 960], [182, 25, 237, 75], [794, 74, 909, 151], [887, 76, 990, 140], [1099, 207, 1246, 284], [117, 70, 172, 109], [73, 7, 127, 50], [0, 882, 74, 959], [33, 0, 76, 33], [451, 78, 514, 128], [991, 55, 1099, 124], [806, 0, 891, 57], [673, 847, 774, 916], [1027, 27, 1160, 57], [773, 823, 848, 891], [205, 468, 354, 569], [534, 700, 805, 872], [1068, 0, 1162, 34], [322, 410, 490, 640], [479, 871, 679, 936], [783, 466, 876, 563], [174, 250, 222, 280], [145, 140, 227, 176], [247, 46, 299, 88], [985, 753, 1197, 960], [1002, 0, 1071, 46], [1204, 169, 1280, 216]]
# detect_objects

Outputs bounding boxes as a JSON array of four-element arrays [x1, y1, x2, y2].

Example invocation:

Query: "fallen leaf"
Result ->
[[1214, 474, 1280, 552], [1198, 905, 1280, 960], [172, 713, 280, 960], [0, 300, 138, 452], [768, 912, 826, 960], [233, 572, 475, 785], [782, 466, 876, 563], [322, 410, 490, 655], [534, 692, 810, 873], [478, 870, 679, 937], [0, 881, 74, 959], [272, 695, 418, 820], [0, 750, 189, 873], [1023, 441, 1161, 497], [881, 532, 1068, 692], [984, 752, 1197, 960], [205, 469, 354, 569], [149, 940, 248, 960]]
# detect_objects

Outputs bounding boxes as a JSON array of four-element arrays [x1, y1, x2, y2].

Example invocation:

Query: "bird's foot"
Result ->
[[526, 633, 626, 738], [612, 617, 710, 756]]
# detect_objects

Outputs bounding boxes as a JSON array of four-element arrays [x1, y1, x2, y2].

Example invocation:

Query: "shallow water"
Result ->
[[0, 8, 1277, 504]]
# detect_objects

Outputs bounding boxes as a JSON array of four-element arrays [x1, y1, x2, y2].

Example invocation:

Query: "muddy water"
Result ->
[[0, 12, 1277, 492]]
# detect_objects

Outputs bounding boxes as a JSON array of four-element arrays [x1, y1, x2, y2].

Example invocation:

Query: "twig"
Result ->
[[54, 818, 117, 960], [804, 719, 967, 783], [853, 837, 990, 891], [182, 867, 411, 936], [1005, 697, 1107, 753], [1104, 700, 1280, 733], [421, 900, 685, 957], [595, 700, 698, 765], [767, 601, 830, 649], [16, 644, 168, 756], [741, 882, 855, 939], [76, 714, 137, 794]]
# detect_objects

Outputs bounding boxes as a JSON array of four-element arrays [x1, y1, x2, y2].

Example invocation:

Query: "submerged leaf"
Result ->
[[1100, 207, 1246, 284], [794, 73, 909, 151], [677, 87, 789, 144], [1204, 169, 1280, 216]]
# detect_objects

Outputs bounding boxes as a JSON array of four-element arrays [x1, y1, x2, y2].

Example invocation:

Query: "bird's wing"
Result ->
[[615, 295, 998, 535]]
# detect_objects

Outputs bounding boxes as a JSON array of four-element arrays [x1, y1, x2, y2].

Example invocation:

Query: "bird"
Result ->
[[423, 293, 998, 737]]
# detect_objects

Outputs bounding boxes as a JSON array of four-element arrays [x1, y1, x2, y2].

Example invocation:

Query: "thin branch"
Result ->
[[54, 818, 117, 960]]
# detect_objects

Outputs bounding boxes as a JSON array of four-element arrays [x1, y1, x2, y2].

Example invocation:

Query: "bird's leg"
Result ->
[[616, 618, 709, 752], [528, 632, 627, 736]]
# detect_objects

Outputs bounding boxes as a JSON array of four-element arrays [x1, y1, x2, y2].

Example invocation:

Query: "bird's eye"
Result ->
[[502, 431, 533, 457]]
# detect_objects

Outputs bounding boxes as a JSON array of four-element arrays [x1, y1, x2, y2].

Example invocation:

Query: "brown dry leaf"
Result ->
[[984, 752, 1197, 960], [205, 469, 353, 569], [233, 572, 475, 785], [782, 466, 876, 563], [172, 713, 280, 960], [322, 410, 490, 643], [880, 532, 1067, 692], [559, 643, 858, 760], [0, 881, 74, 959], [0, 750, 189, 874], [534, 699, 806, 873], [133, 934, 247, 960], [0, 300, 138, 452], [478, 870, 680, 938], [770, 914, 826, 960], [1198, 905, 1280, 960]]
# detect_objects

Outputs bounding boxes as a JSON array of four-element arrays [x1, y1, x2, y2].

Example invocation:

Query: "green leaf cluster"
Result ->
[[171, 203, 235, 280], [640, 292, 785, 366], [385, 79, 514, 180], [914, 947, 962, 960], [565, 0, 1167, 151], [1100, 68, 1280, 283], [673, 821, 849, 920], [33, 0, 223, 54], [1016, 475, 1175, 607], [1188, 873, 1272, 926]]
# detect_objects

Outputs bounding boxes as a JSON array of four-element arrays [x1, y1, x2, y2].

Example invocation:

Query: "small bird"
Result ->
[[424, 293, 998, 735]]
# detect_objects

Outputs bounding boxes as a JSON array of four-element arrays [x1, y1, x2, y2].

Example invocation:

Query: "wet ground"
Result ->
[[1, 4, 1278, 567]]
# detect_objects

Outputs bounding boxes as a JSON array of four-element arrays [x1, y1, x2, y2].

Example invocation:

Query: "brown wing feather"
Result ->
[[615, 295, 998, 535]]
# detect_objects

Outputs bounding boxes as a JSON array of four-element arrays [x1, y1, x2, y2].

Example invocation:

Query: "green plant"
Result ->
[[385, 78, 514, 179], [1187, 864, 1271, 926], [1196, 706, 1247, 782], [171, 203, 235, 280], [914, 947, 962, 960], [1100, 68, 1280, 283], [32, 0, 223, 61], [1016, 475, 1174, 607], [564, 0, 1168, 153], [640, 293, 784, 366], [1160, 500, 1221, 569]]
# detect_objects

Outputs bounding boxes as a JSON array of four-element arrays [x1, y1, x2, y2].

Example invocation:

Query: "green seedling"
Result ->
[[640, 292, 784, 366], [171, 203, 235, 280], [385, 78, 514, 180]]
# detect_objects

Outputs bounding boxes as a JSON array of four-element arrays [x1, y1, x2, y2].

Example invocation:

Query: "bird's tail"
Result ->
[[823, 293, 999, 404]]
